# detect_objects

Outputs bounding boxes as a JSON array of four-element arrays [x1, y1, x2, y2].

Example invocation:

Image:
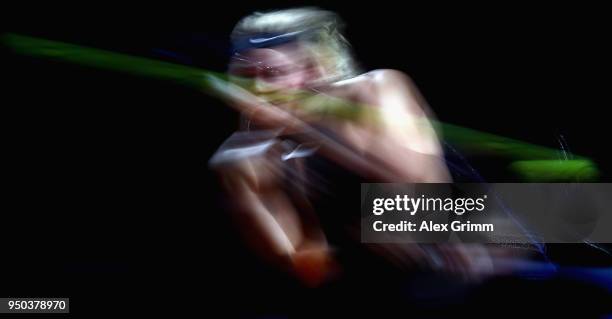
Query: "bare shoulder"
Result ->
[[369, 69, 433, 116], [335, 69, 418, 94], [330, 69, 409, 86], [326, 69, 415, 106], [367, 69, 418, 89]]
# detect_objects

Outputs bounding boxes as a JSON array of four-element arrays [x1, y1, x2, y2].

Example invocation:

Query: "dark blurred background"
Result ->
[[2, 2, 611, 316]]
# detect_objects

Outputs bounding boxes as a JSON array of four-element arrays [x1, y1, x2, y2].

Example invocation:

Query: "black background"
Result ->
[[2, 2, 611, 316]]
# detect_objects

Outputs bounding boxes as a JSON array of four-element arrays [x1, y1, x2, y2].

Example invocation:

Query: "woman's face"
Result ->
[[230, 44, 321, 100]]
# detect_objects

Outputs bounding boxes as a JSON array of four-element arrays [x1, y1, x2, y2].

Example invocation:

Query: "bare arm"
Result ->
[[358, 69, 452, 182], [216, 154, 335, 286]]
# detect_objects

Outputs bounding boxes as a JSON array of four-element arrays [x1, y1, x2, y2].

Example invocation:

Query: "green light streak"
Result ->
[[2, 33, 226, 89], [509, 160, 599, 182], [3, 33, 599, 181]]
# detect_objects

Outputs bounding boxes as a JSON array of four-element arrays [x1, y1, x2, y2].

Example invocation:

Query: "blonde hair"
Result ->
[[231, 7, 359, 83]]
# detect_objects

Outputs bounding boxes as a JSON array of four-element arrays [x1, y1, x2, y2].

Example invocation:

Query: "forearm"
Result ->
[[236, 183, 298, 257], [222, 170, 336, 286]]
